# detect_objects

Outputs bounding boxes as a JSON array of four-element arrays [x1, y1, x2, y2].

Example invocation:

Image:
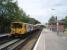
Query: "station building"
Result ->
[[48, 21, 64, 32]]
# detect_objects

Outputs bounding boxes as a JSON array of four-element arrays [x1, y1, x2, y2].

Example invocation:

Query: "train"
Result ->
[[10, 22, 44, 37]]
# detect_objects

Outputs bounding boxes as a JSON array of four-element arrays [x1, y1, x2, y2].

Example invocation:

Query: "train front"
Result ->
[[10, 22, 26, 36]]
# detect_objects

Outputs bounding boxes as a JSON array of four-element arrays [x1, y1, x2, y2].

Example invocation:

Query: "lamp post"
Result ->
[[56, 16, 59, 34], [51, 9, 59, 33]]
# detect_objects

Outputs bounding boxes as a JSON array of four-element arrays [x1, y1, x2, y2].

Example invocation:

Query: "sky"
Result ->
[[17, 0, 67, 24]]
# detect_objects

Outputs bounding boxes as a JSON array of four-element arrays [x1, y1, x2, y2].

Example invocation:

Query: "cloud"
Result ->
[[17, 0, 67, 24]]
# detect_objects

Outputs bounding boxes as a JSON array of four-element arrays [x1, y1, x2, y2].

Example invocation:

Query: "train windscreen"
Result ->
[[12, 23, 22, 28]]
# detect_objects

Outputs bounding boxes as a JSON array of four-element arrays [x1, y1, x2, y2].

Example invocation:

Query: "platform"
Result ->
[[33, 29, 45, 50], [0, 34, 10, 37], [33, 28, 67, 50]]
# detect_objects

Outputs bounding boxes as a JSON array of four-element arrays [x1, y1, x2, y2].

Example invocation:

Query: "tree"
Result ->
[[0, 0, 24, 33], [48, 16, 57, 24], [0, 0, 40, 33], [59, 16, 67, 28], [64, 16, 67, 28], [28, 18, 40, 24]]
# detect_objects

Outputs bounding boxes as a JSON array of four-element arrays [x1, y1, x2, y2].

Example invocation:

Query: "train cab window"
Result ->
[[12, 23, 22, 28]]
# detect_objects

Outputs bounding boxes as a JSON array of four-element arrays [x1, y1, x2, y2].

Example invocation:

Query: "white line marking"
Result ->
[[33, 29, 45, 50]]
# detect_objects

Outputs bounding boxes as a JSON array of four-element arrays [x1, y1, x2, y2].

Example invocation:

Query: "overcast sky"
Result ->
[[17, 0, 67, 24]]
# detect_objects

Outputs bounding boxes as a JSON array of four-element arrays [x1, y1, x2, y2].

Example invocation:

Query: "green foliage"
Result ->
[[0, 0, 40, 33], [48, 16, 57, 24], [60, 16, 67, 28], [64, 16, 67, 28], [28, 18, 40, 24]]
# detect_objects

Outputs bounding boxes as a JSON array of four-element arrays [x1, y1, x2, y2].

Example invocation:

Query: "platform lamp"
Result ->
[[56, 16, 59, 34], [51, 8, 59, 33]]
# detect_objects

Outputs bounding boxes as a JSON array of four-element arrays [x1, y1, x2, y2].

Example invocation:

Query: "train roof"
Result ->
[[35, 24, 43, 26], [11, 22, 33, 25], [11, 22, 23, 24]]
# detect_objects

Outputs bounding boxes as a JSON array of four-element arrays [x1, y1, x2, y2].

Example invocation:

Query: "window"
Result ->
[[12, 23, 22, 28]]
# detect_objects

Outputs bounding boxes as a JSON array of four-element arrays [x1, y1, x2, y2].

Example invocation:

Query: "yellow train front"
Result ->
[[10, 22, 34, 37]]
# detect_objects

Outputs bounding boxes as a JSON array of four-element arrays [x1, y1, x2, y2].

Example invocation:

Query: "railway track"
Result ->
[[0, 34, 12, 44], [6, 36, 31, 50], [0, 34, 34, 50], [0, 36, 17, 45], [0, 39, 19, 50], [0, 28, 43, 50], [20, 28, 43, 50], [10, 29, 43, 50]]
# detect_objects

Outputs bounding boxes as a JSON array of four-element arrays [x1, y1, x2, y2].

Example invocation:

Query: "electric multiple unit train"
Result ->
[[10, 22, 34, 36], [10, 22, 43, 37]]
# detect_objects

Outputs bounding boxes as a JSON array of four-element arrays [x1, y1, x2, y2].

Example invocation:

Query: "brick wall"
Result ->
[[48, 23, 64, 32]]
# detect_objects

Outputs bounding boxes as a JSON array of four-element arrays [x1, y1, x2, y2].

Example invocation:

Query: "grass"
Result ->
[[64, 30, 67, 36]]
